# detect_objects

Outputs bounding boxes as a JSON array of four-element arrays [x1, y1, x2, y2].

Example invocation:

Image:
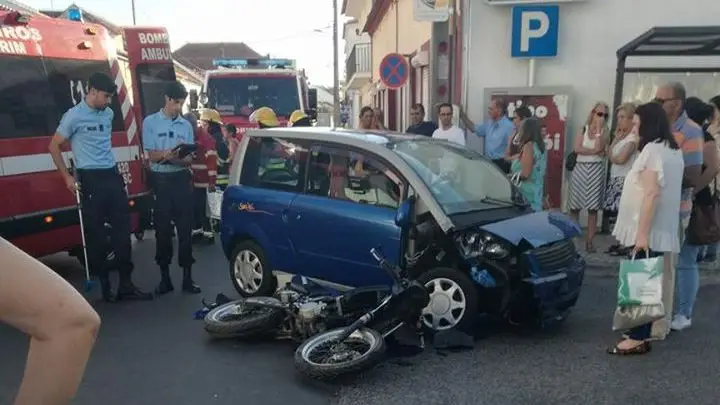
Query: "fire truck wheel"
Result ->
[[134, 231, 145, 241]]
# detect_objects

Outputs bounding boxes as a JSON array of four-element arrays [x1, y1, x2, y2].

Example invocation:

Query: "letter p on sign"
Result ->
[[511, 5, 559, 58]]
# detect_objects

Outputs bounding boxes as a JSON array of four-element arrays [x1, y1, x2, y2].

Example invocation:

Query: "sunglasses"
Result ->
[[595, 111, 608, 118]]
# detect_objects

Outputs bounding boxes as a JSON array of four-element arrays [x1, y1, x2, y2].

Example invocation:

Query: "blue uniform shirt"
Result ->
[[56, 100, 116, 169], [474, 116, 514, 160], [142, 110, 195, 173]]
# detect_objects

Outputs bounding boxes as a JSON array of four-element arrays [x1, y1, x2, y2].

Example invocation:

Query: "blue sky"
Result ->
[[23, 0, 342, 85]]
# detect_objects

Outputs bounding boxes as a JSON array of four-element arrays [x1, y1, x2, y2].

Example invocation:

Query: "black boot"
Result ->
[[182, 267, 201, 294], [100, 278, 116, 303], [155, 266, 174, 295], [116, 278, 153, 301]]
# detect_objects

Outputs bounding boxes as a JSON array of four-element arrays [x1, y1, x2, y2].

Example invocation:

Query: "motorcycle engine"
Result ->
[[296, 301, 327, 338]]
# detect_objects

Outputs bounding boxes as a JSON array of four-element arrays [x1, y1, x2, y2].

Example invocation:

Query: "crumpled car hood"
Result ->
[[479, 211, 581, 247]]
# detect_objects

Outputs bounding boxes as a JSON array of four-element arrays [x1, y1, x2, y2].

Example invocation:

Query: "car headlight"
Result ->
[[454, 231, 510, 260]]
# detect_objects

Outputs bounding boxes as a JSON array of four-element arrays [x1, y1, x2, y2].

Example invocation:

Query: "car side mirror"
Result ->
[[394, 197, 414, 229]]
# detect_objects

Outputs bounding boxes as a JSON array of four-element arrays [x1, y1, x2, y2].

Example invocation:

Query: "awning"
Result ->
[[617, 26, 720, 59]]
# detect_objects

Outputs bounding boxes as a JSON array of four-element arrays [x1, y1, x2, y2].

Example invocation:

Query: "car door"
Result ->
[[287, 144, 404, 287], [225, 136, 308, 272]]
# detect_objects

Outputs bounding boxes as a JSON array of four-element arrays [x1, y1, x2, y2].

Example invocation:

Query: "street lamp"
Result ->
[[332, 0, 340, 128]]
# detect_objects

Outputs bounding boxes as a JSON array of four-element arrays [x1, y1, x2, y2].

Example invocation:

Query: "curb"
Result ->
[[582, 253, 720, 282]]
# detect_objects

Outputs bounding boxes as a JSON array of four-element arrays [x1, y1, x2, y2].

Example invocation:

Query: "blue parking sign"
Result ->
[[510, 5, 560, 58]]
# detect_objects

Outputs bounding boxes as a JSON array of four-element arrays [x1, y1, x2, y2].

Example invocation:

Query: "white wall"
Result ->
[[463, 0, 720, 135], [343, 20, 371, 61], [313, 86, 334, 106]]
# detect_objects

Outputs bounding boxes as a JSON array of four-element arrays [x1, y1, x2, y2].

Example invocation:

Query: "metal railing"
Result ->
[[346, 43, 371, 80]]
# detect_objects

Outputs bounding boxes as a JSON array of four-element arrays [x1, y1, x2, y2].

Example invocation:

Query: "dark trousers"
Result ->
[[625, 249, 664, 340], [193, 187, 210, 231], [153, 170, 194, 268], [77, 168, 133, 282], [492, 158, 510, 174]]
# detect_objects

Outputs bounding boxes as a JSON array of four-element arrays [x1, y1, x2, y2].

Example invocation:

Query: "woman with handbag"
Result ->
[[671, 98, 720, 331], [608, 102, 684, 355], [568, 102, 610, 252], [509, 117, 547, 211]]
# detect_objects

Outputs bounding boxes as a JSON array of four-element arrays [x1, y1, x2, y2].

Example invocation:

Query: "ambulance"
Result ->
[[200, 58, 318, 132], [0, 8, 178, 260]]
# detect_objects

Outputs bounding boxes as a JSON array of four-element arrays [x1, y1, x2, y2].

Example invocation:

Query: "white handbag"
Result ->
[[206, 190, 223, 220]]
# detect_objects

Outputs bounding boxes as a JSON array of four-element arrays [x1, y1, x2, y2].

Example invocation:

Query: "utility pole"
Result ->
[[131, 0, 137, 25], [332, 0, 340, 127]]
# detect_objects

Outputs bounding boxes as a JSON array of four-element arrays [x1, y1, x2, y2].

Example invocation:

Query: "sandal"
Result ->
[[607, 341, 651, 355], [586, 243, 596, 253]]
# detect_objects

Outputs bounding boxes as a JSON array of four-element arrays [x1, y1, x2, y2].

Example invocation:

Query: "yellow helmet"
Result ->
[[249, 107, 279, 128], [288, 110, 309, 127], [198, 108, 222, 124]]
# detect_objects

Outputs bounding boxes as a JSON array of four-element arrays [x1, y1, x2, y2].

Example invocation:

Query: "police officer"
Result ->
[[48, 72, 152, 303], [142, 81, 201, 295], [288, 109, 312, 127]]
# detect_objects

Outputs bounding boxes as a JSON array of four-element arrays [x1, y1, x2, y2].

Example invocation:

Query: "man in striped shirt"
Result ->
[[655, 82, 704, 333]]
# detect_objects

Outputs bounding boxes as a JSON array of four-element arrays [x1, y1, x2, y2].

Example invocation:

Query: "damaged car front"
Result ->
[[392, 139, 585, 329]]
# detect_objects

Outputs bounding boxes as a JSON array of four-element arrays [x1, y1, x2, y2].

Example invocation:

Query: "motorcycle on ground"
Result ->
[[203, 247, 430, 379]]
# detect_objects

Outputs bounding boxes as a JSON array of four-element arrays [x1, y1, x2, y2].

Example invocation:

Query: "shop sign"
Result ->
[[414, 0, 450, 22], [489, 92, 570, 209]]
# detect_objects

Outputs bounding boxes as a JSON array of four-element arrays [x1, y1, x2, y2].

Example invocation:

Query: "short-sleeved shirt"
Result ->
[[672, 111, 704, 221], [613, 141, 684, 253], [406, 121, 437, 137], [56, 101, 116, 169], [142, 110, 195, 173], [474, 116, 514, 160]]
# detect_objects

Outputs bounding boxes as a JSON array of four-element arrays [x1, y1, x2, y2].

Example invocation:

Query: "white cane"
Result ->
[[75, 185, 97, 292]]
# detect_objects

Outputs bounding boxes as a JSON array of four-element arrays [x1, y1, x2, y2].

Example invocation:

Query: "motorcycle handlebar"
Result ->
[[370, 247, 402, 282]]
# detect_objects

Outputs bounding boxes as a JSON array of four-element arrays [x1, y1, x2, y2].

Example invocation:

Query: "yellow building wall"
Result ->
[[364, 0, 431, 104]]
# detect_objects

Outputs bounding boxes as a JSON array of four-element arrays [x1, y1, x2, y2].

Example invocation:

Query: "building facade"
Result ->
[[461, 0, 720, 211], [342, 0, 433, 131]]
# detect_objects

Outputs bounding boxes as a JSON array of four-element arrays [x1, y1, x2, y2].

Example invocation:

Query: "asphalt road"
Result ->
[[2, 237, 720, 405]]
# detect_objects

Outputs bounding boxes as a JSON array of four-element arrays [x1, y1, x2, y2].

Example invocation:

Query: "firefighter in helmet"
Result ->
[[198, 109, 230, 190], [288, 110, 312, 127], [249, 106, 279, 128], [249, 107, 289, 172]]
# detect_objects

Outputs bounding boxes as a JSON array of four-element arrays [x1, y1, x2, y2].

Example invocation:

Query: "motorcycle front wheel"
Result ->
[[294, 327, 386, 380], [204, 297, 285, 339]]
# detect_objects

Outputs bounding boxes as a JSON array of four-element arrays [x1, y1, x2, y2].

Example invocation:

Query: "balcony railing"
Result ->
[[346, 43, 371, 80]]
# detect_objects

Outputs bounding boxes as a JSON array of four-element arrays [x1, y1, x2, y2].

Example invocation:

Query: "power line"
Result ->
[[248, 25, 333, 44]]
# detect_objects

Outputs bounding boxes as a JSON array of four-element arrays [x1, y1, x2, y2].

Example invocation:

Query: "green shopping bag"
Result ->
[[617, 253, 664, 307]]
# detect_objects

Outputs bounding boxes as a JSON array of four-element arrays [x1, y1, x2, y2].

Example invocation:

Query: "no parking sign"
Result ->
[[379, 53, 409, 90]]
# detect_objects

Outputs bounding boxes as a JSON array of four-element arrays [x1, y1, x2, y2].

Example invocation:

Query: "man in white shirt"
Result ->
[[432, 103, 466, 146]]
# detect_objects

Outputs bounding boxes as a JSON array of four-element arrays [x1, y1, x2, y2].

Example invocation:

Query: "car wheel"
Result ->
[[229, 241, 278, 297], [416, 267, 479, 333]]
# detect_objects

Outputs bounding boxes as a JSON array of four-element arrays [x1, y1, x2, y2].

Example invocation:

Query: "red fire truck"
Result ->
[[200, 58, 317, 132], [0, 9, 178, 260]]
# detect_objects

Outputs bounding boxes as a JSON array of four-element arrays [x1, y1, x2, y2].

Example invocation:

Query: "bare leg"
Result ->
[[569, 209, 580, 223], [0, 237, 100, 405], [587, 210, 598, 252]]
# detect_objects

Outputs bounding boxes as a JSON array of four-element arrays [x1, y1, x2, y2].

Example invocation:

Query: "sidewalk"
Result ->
[[576, 232, 720, 279]]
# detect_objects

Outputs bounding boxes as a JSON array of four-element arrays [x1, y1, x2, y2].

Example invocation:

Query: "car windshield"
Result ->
[[206, 76, 299, 118], [391, 140, 522, 215]]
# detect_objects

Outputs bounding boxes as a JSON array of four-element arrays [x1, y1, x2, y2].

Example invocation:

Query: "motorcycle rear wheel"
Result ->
[[294, 327, 385, 380], [204, 297, 285, 339]]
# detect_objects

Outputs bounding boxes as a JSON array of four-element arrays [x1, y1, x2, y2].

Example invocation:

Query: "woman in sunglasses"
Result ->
[[568, 101, 610, 252]]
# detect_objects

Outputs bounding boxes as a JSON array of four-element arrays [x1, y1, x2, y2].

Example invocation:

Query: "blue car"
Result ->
[[221, 127, 585, 332]]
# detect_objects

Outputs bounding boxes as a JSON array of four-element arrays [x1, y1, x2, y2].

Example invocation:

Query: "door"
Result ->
[[229, 136, 308, 272], [287, 145, 404, 288]]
